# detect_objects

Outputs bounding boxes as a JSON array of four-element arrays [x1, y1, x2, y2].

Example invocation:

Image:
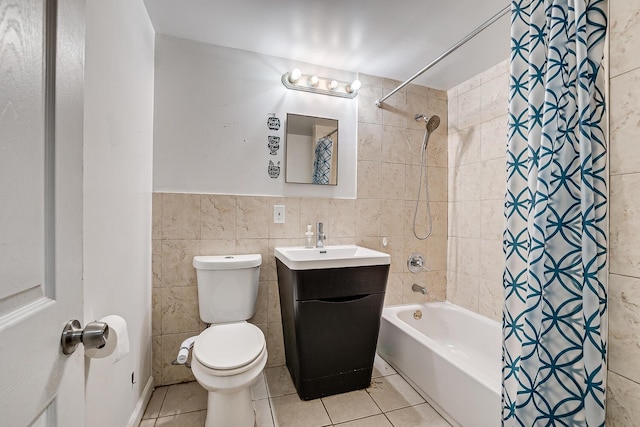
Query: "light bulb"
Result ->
[[328, 80, 338, 90], [309, 75, 319, 87], [289, 68, 302, 83], [346, 79, 361, 93]]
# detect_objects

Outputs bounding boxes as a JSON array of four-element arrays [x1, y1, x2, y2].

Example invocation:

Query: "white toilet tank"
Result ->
[[193, 254, 262, 324]]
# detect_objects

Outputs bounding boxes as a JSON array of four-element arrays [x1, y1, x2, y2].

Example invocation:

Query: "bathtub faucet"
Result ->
[[407, 253, 429, 273], [316, 222, 326, 248], [412, 284, 427, 295]]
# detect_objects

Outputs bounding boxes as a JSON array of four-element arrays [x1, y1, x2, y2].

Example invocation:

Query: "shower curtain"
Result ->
[[312, 137, 333, 185], [503, 1, 607, 425]]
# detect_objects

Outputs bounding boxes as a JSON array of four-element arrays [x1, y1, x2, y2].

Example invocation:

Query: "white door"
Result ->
[[0, 0, 85, 425]]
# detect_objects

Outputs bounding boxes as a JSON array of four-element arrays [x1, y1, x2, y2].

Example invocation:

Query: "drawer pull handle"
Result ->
[[314, 294, 370, 303]]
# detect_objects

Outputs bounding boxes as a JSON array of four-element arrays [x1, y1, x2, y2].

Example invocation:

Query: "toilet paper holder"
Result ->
[[60, 319, 109, 355]]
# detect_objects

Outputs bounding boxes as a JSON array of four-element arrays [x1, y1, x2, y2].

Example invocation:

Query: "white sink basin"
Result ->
[[274, 245, 391, 270]]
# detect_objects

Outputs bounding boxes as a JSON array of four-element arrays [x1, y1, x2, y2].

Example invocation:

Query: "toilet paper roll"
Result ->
[[84, 315, 130, 362]]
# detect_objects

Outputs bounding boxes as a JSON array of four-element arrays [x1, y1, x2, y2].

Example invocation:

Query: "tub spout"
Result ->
[[412, 284, 427, 295]]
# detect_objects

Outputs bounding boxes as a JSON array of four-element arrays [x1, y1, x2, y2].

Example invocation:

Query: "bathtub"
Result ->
[[377, 302, 501, 427]]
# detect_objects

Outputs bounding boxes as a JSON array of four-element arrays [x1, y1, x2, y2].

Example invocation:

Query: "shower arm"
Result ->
[[375, 4, 510, 108]]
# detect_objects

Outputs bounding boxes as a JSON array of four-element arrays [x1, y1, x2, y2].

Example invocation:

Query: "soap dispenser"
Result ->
[[305, 224, 314, 248]]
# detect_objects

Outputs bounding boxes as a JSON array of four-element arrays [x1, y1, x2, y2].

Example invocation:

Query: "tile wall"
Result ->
[[151, 74, 448, 386], [606, 0, 640, 424], [446, 59, 509, 322]]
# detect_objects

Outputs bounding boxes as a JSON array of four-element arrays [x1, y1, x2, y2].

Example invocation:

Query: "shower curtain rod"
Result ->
[[375, 4, 510, 108], [322, 128, 338, 139]]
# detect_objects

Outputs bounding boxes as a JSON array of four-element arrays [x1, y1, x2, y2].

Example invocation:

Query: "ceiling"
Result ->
[[143, 0, 510, 90]]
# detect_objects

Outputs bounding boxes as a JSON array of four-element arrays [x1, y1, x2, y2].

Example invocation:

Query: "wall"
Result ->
[[153, 35, 357, 199], [606, 0, 640, 424], [446, 59, 509, 322], [356, 75, 449, 306], [151, 53, 448, 385], [83, 1, 155, 426]]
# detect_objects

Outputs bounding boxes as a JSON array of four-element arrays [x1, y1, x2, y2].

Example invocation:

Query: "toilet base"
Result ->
[[190, 324, 267, 427], [205, 387, 254, 427], [191, 345, 267, 427]]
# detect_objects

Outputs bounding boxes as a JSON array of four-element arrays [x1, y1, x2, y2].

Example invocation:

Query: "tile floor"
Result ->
[[140, 355, 452, 427]]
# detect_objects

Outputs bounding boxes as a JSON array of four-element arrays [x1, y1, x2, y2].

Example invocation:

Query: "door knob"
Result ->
[[60, 319, 109, 355]]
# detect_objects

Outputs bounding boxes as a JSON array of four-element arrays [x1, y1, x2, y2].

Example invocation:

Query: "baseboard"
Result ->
[[127, 376, 154, 427]]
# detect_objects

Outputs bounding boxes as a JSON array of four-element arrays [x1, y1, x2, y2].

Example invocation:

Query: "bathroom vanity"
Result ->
[[274, 245, 390, 400]]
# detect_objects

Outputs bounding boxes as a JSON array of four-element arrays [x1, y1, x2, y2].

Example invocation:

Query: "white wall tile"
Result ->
[[607, 371, 640, 426], [610, 173, 640, 277], [610, 0, 640, 78], [447, 61, 509, 321], [610, 68, 640, 176], [609, 274, 640, 384]]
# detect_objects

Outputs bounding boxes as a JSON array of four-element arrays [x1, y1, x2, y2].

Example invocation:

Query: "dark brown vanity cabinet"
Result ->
[[275, 259, 389, 400]]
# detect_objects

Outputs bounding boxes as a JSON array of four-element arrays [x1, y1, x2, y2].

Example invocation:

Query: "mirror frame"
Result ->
[[284, 113, 338, 185]]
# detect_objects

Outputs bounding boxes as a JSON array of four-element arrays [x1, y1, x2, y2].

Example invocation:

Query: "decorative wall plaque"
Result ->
[[268, 136, 280, 155], [267, 116, 281, 131], [268, 160, 281, 178]]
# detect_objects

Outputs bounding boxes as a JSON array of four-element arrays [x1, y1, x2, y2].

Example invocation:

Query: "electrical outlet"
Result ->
[[274, 205, 285, 224]]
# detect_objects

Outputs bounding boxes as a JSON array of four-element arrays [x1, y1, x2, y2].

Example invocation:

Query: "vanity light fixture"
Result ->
[[346, 79, 361, 94], [281, 69, 360, 99], [288, 68, 302, 84]]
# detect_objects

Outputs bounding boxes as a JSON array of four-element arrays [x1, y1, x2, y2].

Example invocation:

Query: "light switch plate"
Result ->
[[274, 205, 285, 224]]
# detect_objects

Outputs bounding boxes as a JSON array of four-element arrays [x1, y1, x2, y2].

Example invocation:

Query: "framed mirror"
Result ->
[[285, 113, 338, 185]]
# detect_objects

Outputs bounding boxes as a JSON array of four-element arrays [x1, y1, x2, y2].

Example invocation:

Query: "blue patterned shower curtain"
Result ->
[[312, 137, 333, 184], [503, 1, 608, 425]]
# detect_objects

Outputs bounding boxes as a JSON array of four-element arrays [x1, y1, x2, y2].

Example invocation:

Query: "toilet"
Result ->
[[191, 254, 267, 427]]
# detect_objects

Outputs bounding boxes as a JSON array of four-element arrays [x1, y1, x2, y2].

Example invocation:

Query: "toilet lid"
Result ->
[[194, 323, 265, 370]]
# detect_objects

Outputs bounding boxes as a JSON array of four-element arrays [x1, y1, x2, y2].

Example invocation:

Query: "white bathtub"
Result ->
[[377, 302, 501, 427]]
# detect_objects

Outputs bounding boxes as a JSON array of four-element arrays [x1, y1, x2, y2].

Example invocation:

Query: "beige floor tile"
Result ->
[[264, 365, 297, 397], [143, 370, 449, 427], [155, 410, 206, 427], [159, 382, 207, 417], [372, 354, 396, 378], [143, 386, 168, 419], [366, 374, 424, 412], [252, 372, 269, 400], [335, 414, 392, 427], [270, 393, 331, 427], [385, 403, 451, 426], [254, 398, 275, 427], [322, 389, 381, 424]]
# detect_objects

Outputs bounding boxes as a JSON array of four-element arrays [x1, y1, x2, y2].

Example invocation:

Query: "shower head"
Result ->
[[425, 115, 440, 133], [414, 114, 441, 133]]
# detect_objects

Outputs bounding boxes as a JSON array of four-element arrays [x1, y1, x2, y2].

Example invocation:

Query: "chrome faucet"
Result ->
[[412, 284, 427, 295], [316, 222, 326, 248]]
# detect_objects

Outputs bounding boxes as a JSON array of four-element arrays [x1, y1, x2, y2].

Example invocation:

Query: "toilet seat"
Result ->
[[194, 323, 265, 376]]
